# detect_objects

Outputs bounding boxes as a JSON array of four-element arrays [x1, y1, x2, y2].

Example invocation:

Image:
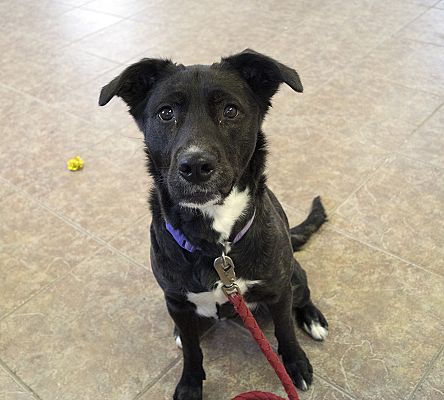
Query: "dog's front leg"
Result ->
[[165, 294, 205, 400], [267, 287, 313, 391]]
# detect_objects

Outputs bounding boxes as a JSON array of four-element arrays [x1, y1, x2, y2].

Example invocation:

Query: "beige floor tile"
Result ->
[[110, 213, 152, 268], [261, 1, 426, 89], [422, 102, 444, 131], [0, 86, 28, 117], [0, 192, 100, 319], [413, 0, 442, 5], [266, 90, 420, 151], [400, 127, 444, 168], [305, 71, 443, 133], [0, 98, 113, 196], [332, 155, 444, 275], [0, 46, 119, 101], [69, 19, 164, 63], [42, 134, 150, 241], [54, 0, 91, 5], [291, 229, 443, 399], [0, 247, 179, 400], [0, 32, 66, 64], [81, 0, 153, 18], [139, 321, 352, 400], [2, 7, 121, 46], [0, 366, 35, 400], [411, 349, 444, 400], [54, 67, 139, 132], [42, 8, 122, 44], [399, 8, 444, 46], [353, 38, 444, 95], [0, 1, 73, 28], [266, 124, 388, 212], [0, 180, 15, 202]]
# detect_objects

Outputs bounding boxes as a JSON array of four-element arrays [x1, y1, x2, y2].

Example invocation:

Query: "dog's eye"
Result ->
[[158, 106, 174, 121], [223, 105, 238, 119]]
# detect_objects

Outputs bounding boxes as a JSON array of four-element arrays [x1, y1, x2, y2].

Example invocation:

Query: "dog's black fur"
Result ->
[[99, 49, 328, 400]]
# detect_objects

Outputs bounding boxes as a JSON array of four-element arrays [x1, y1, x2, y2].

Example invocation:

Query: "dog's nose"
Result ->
[[178, 152, 216, 183]]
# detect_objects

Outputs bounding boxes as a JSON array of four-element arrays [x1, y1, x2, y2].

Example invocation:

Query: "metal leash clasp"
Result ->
[[213, 253, 239, 296]]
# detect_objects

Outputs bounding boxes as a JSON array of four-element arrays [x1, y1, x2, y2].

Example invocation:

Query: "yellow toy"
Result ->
[[67, 156, 84, 171]]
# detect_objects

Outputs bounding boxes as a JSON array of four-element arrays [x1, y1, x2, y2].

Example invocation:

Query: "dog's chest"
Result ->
[[187, 278, 261, 318]]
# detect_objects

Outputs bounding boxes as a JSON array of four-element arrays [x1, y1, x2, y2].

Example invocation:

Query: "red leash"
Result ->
[[227, 293, 299, 400], [214, 256, 299, 400]]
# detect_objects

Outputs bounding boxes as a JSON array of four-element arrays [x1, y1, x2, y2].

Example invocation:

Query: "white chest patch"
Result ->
[[187, 278, 261, 318], [180, 187, 250, 242]]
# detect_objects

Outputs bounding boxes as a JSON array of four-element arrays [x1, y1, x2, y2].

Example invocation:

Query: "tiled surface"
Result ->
[[398, 8, 444, 46], [411, 349, 444, 400], [333, 155, 444, 276], [294, 229, 444, 400], [1, 1, 443, 400], [0, 365, 36, 400], [0, 192, 101, 320], [140, 322, 353, 400], [0, 248, 179, 400]]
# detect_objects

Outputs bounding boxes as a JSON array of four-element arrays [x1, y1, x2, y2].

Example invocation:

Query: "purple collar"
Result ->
[[165, 209, 256, 253]]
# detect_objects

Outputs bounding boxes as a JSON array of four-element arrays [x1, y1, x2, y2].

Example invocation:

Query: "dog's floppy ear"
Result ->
[[99, 58, 175, 117], [222, 49, 303, 106]]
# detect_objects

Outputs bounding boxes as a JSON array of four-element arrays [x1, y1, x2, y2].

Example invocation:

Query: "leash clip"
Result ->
[[213, 254, 239, 296]]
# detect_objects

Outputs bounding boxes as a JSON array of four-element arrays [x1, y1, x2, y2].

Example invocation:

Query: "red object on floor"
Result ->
[[228, 293, 299, 400]]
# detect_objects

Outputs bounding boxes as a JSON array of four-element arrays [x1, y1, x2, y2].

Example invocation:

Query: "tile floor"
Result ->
[[0, 0, 443, 399]]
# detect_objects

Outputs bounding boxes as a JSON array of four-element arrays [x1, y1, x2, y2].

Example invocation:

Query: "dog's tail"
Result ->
[[290, 196, 327, 251]]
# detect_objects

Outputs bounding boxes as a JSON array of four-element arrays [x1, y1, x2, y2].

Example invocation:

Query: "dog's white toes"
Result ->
[[303, 321, 328, 341], [301, 379, 308, 391], [175, 335, 183, 349]]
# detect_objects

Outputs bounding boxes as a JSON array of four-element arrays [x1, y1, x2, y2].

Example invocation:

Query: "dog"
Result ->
[[99, 49, 328, 400]]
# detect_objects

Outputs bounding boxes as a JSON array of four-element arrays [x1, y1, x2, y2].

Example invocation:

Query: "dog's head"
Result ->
[[99, 49, 302, 207]]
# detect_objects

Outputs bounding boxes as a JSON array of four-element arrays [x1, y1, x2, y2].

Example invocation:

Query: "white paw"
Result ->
[[301, 379, 308, 391], [175, 335, 183, 349], [303, 321, 328, 341]]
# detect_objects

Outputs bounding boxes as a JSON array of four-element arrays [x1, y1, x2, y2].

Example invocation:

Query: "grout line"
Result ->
[[0, 240, 108, 324], [54, 0, 92, 7], [79, 4, 137, 19], [0, 273, 66, 323], [61, 13, 132, 49], [131, 323, 219, 400], [408, 344, 444, 400], [407, 37, 444, 49], [393, 150, 444, 171], [325, 93, 441, 218], [74, 48, 125, 70], [0, 82, 96, 126], [327, 226, 444, 279], [131, 356, 182, 400], [407, 99, 444, 133], [387, 4, 432, 39], [330, 153, 394, 216], [0, 175, 152, 273], [313, 373, 357, 400], [0, 358, 42, 400], [340, 68, 444, 99]]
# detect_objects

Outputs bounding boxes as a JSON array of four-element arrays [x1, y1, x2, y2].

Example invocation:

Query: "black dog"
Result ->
[[99, 49, 328, 400]]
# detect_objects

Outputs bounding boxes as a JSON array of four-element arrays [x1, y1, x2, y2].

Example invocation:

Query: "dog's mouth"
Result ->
[[178, 180, 235, 207]]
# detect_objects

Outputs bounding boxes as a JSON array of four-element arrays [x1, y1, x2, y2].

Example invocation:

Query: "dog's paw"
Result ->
[[303, 320, 328, 341], [174, 335, 183, 349], [296, 302, 328, 341], [284, 356, 313, 391], [173, 380, 202, 400]]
